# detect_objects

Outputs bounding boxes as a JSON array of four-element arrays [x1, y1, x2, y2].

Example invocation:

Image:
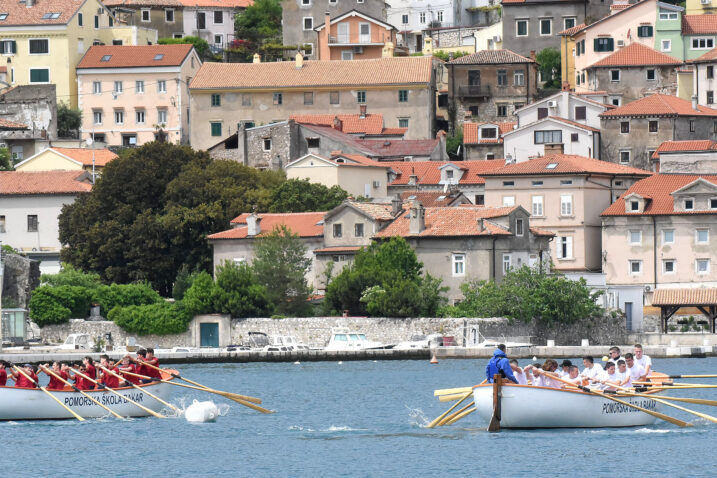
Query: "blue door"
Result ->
[[200, 323, 219, 348], [624, 302, 633, 330]]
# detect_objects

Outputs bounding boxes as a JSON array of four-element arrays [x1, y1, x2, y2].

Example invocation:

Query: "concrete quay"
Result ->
[[437, 345, 716, 360]]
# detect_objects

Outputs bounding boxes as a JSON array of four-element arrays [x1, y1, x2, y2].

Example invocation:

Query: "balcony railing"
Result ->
[[328, 35, 378, 45], [457, 85, 492, 98]]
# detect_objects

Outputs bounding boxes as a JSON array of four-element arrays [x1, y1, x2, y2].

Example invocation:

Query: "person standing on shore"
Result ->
[[634, 344, 652, 377], [485, 344, 518, 384], [0, 361, 7, 386]]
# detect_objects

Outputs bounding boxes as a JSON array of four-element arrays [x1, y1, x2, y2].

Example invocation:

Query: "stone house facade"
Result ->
[[599, 94, 717, 171], [502, 116, 601, 161], [463, 121, 515, 160], [652, 140, 717, 173], [0, 85, 57, 162], [447, 49, 538, 127]]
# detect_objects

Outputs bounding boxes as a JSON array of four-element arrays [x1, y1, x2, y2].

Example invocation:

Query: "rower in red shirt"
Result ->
[[98, 355, 120, 389], [143, 348, 162, 381], [41, 362, 69, 390], [0, 360, 8, 386], [118, 356, 140, 386], [83, 357, 97, 390], [70, 363, 90, 390], [133, 349, 150, 381], [11, 364, 38, 388]]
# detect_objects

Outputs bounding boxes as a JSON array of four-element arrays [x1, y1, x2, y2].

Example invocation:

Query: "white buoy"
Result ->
[[532, 356, 538, 361], [185, 400, 219, 423], [294, 361, 301, 365], [338, 361, 343, 365]]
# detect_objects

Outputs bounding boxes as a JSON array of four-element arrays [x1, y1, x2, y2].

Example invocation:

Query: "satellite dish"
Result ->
[[85, 137, 93, 146]]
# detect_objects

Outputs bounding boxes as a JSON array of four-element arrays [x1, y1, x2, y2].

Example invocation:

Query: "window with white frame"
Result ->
[[610, 69, 620, 82], [663, 259, 676, 274], [303, 17, 313, 30], [29, 38, 49, 54], [165, 8, 174, 23], [437, 11, 444, 22], [214, 10, 223, 24], [503, 196, 515, 206], [557, 236, 573, 259], [697, 259, 710, 274], [114, 110, 124, 124], [136, 80, 144, 94], [661, 39, 671, 52], [141, 8, 150, 22], [157, 109, 167, 124], [560, 194, 572, 216], [684, 198, 694, 210], [92, 81, 101, 94], [711, 198, 717, 209], [539, 18, 552, 36], [402, 14, 408, 24], [662, 229, 674, 244], [629, 260, 642, 274], [630, 200, 639, 212], [532, 195, 544, 216], [564, 17, 576, 30], [452, 253, 465, 277], [646, 69, 656, 81], [692, 37, 714, 50], [93, 110, 103, 125], [157, 80, 167, 93], [514, 71, 525, 86], [696, 228, 710, 244], [263, 138, 272, 151], [629, 230, 642, 245], [503, 253, 512, 273], [516, 19, 528, 37], [659, 11, 678, 20], [136, 110, 145, 124], [420, 12, 426, 23], [620, 150, 630, 164], [113, 81, 123, 93]]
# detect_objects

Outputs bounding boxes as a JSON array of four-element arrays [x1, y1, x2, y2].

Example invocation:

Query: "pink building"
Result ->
[[315, 10, 399, 61], [77, 44, 201, 147]]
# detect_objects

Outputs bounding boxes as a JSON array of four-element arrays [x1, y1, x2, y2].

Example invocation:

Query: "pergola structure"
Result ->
[[652, 289, 717, 334]]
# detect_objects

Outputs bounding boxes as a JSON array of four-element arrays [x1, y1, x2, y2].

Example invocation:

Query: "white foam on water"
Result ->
[[406, 406, 430, 428], [325, 425, 365, 432]]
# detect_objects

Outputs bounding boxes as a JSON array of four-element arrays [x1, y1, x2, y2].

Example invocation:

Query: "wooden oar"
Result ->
[[439, 392, 470, 402], [619, 394, 717, 407], [544, 372, 692, 428], [649, 397, 717, 424], [426, 391, 472, 428], [488, 375, 502, 432], [99, 366, 179, 412], [12, 365, 85, 422], [72, 369, 165, 419], [40, 366, 123, 419], [445, 407, 476, 426], [666, 374, 717, 379], [639, 384, 717, 390], [140, 361, 262, 404], [438, 402, 474, 426], [434, 386, 472, 397], [121, 370, 274, 414]]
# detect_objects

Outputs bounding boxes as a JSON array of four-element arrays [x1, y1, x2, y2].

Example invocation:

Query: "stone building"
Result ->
[[599, 94, 717, 171], [584, 43, 681, 104], [0, 85, 57, 162], [463, 121, 515, 160], [446, 49, 538, 126], [651, 140, 717, 173]]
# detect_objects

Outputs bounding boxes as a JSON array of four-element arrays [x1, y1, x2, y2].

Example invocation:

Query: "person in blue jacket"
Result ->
[[486, 344, 518, 383]]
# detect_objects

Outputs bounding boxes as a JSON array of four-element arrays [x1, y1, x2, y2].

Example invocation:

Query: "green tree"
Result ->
[[536, 48, 562, 89], [234, 0, 282, 60], [269, 179, 348, 213], [58, 142, 283, 295], [0, 147, 12, 170], [158, 36, 211, 60], [446, 127, 463, 159], [182, 271, 216, 316], [211, 261, 272, 317], [57, 101, 82, 138], [252, 225, 312, 316], [40, 264, 102, 289]]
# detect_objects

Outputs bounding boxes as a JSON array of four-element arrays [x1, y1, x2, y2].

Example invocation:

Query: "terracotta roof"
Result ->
[[104, 0, 251, 6], [0, 171, 91, 195], [651, 140, 717, 159], [51, 148, 119, 167], [652, 288, 717, 306], [602, 174, 717, 216], [210, 211, 325, 239], [0, 66, 6, 73], [0, 0, 85, 26], [448, 49, 534, 65], [314, 246, 363, 253], [355, 138, 440, 158], [331, 154, 384, 167], [589, 43, 683, 68], [385, 160, 506, 186], [77, 45, 194, 69], [464, 122, 516, 144], [399, 191, 467, 207], [290, 114, 385, 135], [350, 202, 395, 220], [530, 226, 555, 237], [375, 206, 517, 238], [599, 94, 717, 118], [190, 56, 434, 89], [380, 128, 408, 136], [558, 23, 587, 36], [481, 155, 652, 177], [692, 45, 717, 64], [547, 116, 600, 132], [0, 118, 28, 130], [610, 4, 630, 10], [683, 14, 717, 36]]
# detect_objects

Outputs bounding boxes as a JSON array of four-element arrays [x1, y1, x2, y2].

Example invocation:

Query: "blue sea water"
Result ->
[[3, 357, 717, 477]]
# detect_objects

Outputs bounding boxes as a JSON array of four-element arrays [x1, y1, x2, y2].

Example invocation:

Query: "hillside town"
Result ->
[[3, 0, 717, 346]]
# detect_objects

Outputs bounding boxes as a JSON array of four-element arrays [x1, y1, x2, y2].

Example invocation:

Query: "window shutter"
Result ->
[[556, 238, 564, 259], [607, 38, 614, 51], [566, 237, 573, 259], [593, 39, 599, 51], [538, 107, 548, 119], [11, 40, 17, 53]]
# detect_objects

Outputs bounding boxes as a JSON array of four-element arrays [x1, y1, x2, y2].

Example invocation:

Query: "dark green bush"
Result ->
[[107, 301, 192, 335], [182, 271, 215, 316], [29, 286, 93, 325], [93, 282, 162, 316], [41, 265, 103, 289]]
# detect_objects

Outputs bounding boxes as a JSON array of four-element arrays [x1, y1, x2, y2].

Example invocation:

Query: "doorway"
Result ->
[[200, 322, 219, 347]]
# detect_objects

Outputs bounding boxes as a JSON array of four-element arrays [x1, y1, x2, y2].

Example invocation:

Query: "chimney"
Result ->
[[253, 53, 261, 63], [692, 95, 698, 111], [478, 218, 486, 232], [504, 154, 514, 165], [529, 50, 536, 62], [382, 41, 395, 58], [332, 116, 343, 131], [391, 194, 403, 216], [246, 213, 261, 237], [359, 104, 367, 118], [295, 51, 304, 69], [422, 37, 433, 56], [409, 200, 425, 235], [562, 81, 570, 92], [544, 143, 564, 156], [408, 166, 418, 186]]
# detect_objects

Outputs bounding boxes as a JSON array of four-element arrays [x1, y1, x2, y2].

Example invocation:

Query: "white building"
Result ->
[[0, 171, 92, 274], [387, 0, 462, 53]]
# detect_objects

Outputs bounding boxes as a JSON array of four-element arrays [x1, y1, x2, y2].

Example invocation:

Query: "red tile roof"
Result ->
[[331, 154, 384, 167], [692, 45, 717, 64], [210, 211, 325, 239], [104, 0, 252, 7], [0, 171, 91, 195], [355, 138, 440, 157], [0, 118, 28, 130], [77, 45, 195, 69], [464, 122, 516, 144], [350, 202, 395, 220], [652, 288, 717, 306], [481, 155, 652, 177], [0, 0, 85, 26], [290, 114, 385, 135], [448, 49, 534, 65], [651, 140, 717, 159], [590, 43, 683, 68], [546, 116, 600, 132], [399, 191, 468, 207], [190, 56, 434, 89], [602, 174, 717, 216], [599, 94, 717, 118], [375, 206, 518, 238], [380, 128, 408, 136], [682, 15, 717, 35], [530, 226, 555, 237], [610, 3, 630, 9], [558, 23, 587, 36], [52, 148, 118, 167], [386, 160, 506, 185]]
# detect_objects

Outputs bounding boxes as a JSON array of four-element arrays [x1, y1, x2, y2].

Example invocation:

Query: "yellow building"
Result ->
[[685, 0, 717, 15], [0, 0, 157, 108], [14, 146, 118, 173], [559, 23, 586, 90]]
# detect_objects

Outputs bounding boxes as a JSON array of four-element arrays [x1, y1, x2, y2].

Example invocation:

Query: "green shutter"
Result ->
[[211, 122, 221, 136], [30, 69, 49, 83], [593, 38, 599, 51], [11, 40, 17, 53], [607, 38, 614, 51]]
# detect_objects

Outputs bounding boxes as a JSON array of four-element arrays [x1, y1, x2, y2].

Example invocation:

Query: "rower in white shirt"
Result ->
[[533, 359, 562, 388], [606, 346, 623, 367], [625, 353, 646, 387], [599, 362, 622, 391], [509, 359, 528, 385], [580, 356, 605, 386], [558, 360, 572, 378], [633, 344, 652, 377], [564, 365, 583, 386], [524, 363, 544, 387]]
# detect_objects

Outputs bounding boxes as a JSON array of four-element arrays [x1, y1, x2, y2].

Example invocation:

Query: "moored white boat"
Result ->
[[473, 383, 660, 428], [0, 372, 176, 421], [325, 328, 384, 351]]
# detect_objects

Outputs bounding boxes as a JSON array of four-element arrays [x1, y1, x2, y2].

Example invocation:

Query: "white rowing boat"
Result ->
[[0, 372, 176, 421], [473, 383, 660, 428]]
